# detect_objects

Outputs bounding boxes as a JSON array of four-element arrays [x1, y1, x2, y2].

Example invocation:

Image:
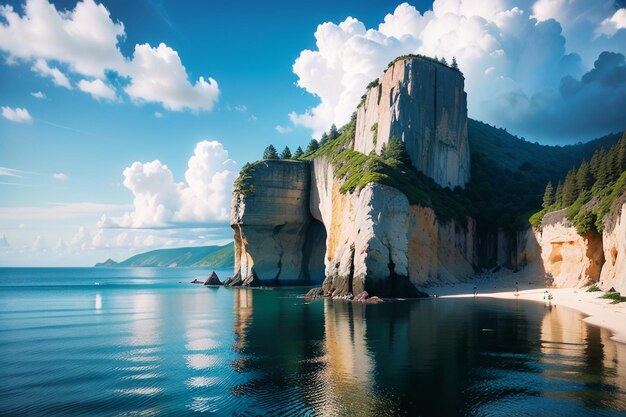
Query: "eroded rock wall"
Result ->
[[310, 157, 419, 297], [310, 156, 476, 296], [354, 57, 470, 189], [231, 161, 315, 284], [406, 206, 475, 285], [599, 202, 626, 293], [537, 210, 605, 288]]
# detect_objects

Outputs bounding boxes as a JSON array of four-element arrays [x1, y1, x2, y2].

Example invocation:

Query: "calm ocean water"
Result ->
[[0, 267, 625, 416]]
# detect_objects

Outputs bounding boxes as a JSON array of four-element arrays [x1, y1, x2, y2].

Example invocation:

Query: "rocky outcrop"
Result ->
[[599, 201, 626, 293], [204, 271, 222, 285], [231, 161, 324, 285], [230, 154, 479, 296], [229, 57, 477, 296], [354, 57, 470, 189], [536, 210, 605, 288], [310, 157, 423, 297]]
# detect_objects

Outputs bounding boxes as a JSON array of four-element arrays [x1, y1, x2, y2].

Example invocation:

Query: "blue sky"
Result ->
[[1, 0, 626, 265]]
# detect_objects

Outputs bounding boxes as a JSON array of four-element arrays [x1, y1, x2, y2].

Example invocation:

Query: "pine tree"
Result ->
[[576, 161, 593, 191], [329, 124, 339, 140], [306, 139, 319, 153], [561, 168, 579, 206], [596, 156, 611, 188], [293, 146, 304, 159], [451, 56, 459, 70], [381, 137, 412, 167], [320, 132, 329, 145], [617, 134, 626, 172], [542, 181, 554, 209], [589, 148, 605, 181], [608, 148, 619, 183], [280, 146, 292, 159], [263, 144, 279, 160], [440, 57, 448, 66], [555, 180, 563, 205]]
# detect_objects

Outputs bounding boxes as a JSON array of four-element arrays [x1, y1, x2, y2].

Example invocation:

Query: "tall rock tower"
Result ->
[[354, 56, 470, 189]]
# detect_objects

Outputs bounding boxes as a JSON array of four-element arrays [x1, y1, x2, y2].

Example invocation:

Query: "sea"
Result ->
[[1, 267, 625, 416]]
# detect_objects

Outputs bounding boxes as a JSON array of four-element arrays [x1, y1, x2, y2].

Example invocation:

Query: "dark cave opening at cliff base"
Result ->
[[302, 219, 327, 283]]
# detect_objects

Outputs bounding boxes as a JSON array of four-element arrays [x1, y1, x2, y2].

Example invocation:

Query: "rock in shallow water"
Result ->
[[304, 287, 324, 299], [204, 271, 221, 286]]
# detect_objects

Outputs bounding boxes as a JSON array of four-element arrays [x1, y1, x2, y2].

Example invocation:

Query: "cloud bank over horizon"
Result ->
[[290, 0, 626, 142], [0, 0, 220, 112], [0, 136, 238, 266]]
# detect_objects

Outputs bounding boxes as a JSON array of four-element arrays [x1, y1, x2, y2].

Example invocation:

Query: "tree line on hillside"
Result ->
[[260, 123, 341, 161], [533, 133, 626, 234]]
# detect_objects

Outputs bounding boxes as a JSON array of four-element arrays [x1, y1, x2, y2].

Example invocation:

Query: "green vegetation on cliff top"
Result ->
[[300, 118, 468, 224], [236, 116, 623, 234], [530, 133, 626, 234]]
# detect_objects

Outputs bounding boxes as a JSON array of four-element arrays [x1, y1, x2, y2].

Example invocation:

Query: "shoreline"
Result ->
[[424, 276, 626, 344]]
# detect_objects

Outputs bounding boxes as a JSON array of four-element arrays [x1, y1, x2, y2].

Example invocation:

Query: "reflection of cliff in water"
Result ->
[[229, 290, 626, 416], [540, 304, 626, 410]]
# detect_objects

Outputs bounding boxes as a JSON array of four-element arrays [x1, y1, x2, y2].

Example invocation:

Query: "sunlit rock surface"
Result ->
[[354, 57, 470, 189]]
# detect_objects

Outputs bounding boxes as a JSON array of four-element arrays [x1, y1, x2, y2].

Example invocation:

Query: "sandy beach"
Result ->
[[422, 272, 626, 345]]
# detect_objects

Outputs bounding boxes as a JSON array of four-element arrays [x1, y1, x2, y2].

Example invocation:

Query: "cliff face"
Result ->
[[229, 55, 621, 296], [230, 161, 325, 284], [521, 202, 626, 293], [310, 157, 421, 297], [230, 155, 478, 294], [537, 210, 604, 288], [599, 202, 626, 293], [354, 58, 470, 189], [406, 206, 475, 284]]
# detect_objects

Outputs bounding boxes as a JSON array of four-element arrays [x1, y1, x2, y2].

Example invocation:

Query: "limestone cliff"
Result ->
[[231, 155, 477, 295], [229, 54, 622, 297], [600, 201, 626, 293], [230, 56, 476, 296], [536, 210, 604, 288], [521, 201, 626, 293], [354, 57, 470, 189], [230, 161, 325, 285]]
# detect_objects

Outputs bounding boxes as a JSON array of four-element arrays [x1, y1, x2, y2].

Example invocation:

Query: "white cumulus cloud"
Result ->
[[103, 140, 237, 228], [31, 91, 45, 99], [78, 78, 116, 101], [32, 59, 72, 89], [53, 172, 69, 181], [2, 106, 32, 123], [69, 226, 91, 249], [275, 125, 292, 134], [290, 1, 626, 141], [124, 43, 219, 112], [0, 0, 220, 112], [597, 8, 626, 37]]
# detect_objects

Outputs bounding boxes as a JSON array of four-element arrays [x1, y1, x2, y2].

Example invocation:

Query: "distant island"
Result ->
[[95, 243, 234, 268]]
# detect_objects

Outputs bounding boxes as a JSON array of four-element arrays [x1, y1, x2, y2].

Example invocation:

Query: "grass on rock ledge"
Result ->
[[303, 119, 469, 225]]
